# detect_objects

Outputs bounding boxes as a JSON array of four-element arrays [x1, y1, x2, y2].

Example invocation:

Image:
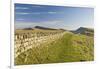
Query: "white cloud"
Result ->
[[16, 12, 41, 15], [47, 11, 64, 14], [42, 21, 62, 24], [16, 12, 30, 15], [16, 11, 64, 15], [15, 20, 64, 29], [15, 20, 79, 30], [16, 7, 29, 9], [48, 12, 57, 14], [15, 22, 41, 29], [16, 19, 25, 21]]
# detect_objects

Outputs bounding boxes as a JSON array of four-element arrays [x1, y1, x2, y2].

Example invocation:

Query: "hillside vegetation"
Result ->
[[71, 27, 94, 36], [15, 31, 94, 65]]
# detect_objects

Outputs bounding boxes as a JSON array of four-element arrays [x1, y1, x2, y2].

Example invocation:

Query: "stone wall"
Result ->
[[14, 30, 66, 58]]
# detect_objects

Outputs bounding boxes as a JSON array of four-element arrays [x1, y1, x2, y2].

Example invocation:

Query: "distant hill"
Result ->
[[22, 26, 57, 30], [18, 26, 67, 32], [71, 27, 94, 36], [23, 28, 34, 30], [34, 26, 58, 30]]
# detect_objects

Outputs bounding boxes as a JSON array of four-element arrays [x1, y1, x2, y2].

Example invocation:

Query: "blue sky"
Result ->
[[15, 3, 94, 30]]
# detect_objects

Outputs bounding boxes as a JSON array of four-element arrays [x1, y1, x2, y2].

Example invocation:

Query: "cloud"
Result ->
[[48, 12, 57, 14], [15, 20, 64, 29], [16, 11, 64, 15], [15, 22, 34, 29], [16, 19, 25, 21], [41, 21, 62, 24], [16, 7, 29, 9], [16, 11, 61, 15], [16, 12, 41, 15], [47, 11, 64, 14], [16, 12, 30, 15]]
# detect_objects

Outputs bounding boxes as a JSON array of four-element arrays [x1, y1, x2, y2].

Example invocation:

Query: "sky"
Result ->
[[15, 3, 94, 30]]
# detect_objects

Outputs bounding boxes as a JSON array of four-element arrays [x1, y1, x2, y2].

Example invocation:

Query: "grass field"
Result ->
[[15, 31, 94, 65]]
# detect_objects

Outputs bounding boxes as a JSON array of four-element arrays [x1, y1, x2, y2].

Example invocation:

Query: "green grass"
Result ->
[[15, 32, 94, 65]]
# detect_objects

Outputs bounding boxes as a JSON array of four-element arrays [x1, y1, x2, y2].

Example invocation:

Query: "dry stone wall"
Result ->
[[15, 30, 66, 58]]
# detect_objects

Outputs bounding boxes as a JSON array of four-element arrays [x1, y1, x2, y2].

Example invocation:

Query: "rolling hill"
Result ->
[[34, 26, 58, 30], [71, 27, 94, 36]]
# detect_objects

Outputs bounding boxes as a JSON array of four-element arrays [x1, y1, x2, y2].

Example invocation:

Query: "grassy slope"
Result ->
[[15, 32, 94, 65]]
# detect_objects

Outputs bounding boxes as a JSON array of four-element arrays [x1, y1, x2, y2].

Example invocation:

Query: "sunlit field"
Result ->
[[15, 29, 94, 65]]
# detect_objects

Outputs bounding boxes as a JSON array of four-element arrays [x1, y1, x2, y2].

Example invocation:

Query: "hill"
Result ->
[[71, 27, 94, 36], [34, 26, 58, 30]]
